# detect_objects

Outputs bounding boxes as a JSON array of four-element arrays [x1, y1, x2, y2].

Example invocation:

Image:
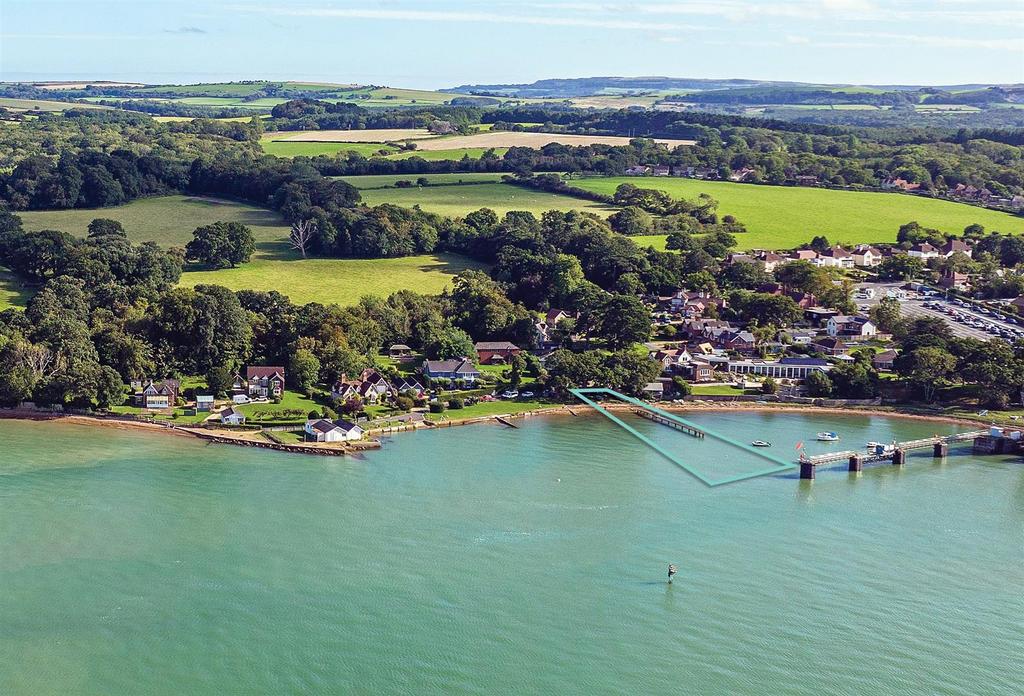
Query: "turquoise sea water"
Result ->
[[0, 412, 1022, 695]]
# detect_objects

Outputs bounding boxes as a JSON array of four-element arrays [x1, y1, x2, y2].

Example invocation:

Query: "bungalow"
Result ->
[[642, 382, 664, 400], [780, 328, 817, 345], [727, 356, 832, 379], [388, 344, 415, 361], [625, 165, 651, 176], [196, 394, 215, 412], [474, 341, 522, 365], [881, 177, 921, 192], [908, 242, 940, 260], [815, 246, 854, 269], [245, 366, 285, 399], [827, 315, 878, 338], [422, 357, 481, 386], [941, 238, 972, 258], [219, 405, 246, 425], [873, 349, 899, 372], [304, 418, 364, 442], [811, 336, 848, 356], [852, 245, 883, 268], [134, 379, 179, 410]]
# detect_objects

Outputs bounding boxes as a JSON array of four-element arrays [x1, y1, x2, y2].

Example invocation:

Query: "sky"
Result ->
[[1, 0, 1022, 88]]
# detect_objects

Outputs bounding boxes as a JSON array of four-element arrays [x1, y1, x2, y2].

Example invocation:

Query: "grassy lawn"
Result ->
[[689, 384, 746, 396], [571, 177, 1024, 250], [0, 266, 31, 310], [108, 403, 212, 424], [237, 390, 321, 423], [338, 173, 506, 189], [360, 182, 614, 217], [16, 195, 289, 247], [426, 399, 548, 422], [0, 97, 110, 112], [180, 253, 485, 305]]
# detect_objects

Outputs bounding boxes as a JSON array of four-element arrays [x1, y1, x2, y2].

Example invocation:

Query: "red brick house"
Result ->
[[474, 341, 521, 364]]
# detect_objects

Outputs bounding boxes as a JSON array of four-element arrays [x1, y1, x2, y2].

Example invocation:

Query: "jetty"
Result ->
[[631, 408, 704, 438], [797, 429, 988, 479]]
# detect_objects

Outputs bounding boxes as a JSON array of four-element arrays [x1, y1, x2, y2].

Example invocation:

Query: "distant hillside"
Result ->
[[445, 76, 1015, 100]]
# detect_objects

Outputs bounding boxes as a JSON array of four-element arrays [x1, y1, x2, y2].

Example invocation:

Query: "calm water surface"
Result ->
[[1, 412, 1022, 695]]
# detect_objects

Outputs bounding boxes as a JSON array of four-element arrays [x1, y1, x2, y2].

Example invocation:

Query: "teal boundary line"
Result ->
[[571, 388, 798, 487]]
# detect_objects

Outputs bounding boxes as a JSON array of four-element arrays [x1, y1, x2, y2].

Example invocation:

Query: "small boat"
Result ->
[[751, 440, 772, 447], [817, 432, 840, 442]]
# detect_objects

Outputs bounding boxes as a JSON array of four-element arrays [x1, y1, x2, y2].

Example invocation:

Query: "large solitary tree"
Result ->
[[185, 222, 255, 269]]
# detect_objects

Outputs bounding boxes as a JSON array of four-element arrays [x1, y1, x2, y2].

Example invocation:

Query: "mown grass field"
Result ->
[[0, 97, 110, 112], [572, 177, 1024, 249], [180, 253, 484, 305], [359, 182, 613, 217], [338, 173, 505, 188], [17, 195, 289, 247], [15, 196, 484, 305]]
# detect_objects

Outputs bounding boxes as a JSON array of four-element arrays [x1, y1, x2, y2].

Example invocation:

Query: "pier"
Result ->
[[631, 408, 705, 438], [797, 430, 988, 479]]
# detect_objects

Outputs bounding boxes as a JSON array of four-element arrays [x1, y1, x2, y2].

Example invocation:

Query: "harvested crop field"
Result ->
[[272, 129, 437, 142], [409, 132, 696, 150]]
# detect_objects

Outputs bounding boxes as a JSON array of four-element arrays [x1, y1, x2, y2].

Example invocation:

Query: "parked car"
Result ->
[[520, 391, 535, 398], [500, 390, 519, 399]]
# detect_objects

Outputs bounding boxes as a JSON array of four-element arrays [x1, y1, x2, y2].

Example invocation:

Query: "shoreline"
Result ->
[[0, 402, 991, 454]]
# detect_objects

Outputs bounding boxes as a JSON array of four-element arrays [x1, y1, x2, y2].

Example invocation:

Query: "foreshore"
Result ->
[[0, 401, 992, 455]]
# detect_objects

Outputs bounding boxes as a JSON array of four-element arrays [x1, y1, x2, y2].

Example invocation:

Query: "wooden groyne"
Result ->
[[631, 408, 705, 439], [494, 416, 519, 428]]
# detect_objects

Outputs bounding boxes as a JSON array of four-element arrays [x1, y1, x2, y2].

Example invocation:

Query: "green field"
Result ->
[[17, 195, 289, 247], [0, 97, 110, 112], [180, 253, 484, 305], [360, 182, 613, 217], [339, 173, 506, 188], [15, 196, 484, 305], [387, 147, 510, 161], [572, 177, 1024, 249], [260, 138, 398, 158]]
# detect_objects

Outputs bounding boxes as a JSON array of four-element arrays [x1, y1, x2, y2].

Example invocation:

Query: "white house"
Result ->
[[815, 246, 854, 269], [304, 418, 364, 442], [852, 245, 883, 267], [827, 315, 878, 338], [220, 406, 246, 425], [908, 242, 940, 260]]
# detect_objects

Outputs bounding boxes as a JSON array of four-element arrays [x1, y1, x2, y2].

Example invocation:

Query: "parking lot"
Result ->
[[855, 283, 1024, 342]]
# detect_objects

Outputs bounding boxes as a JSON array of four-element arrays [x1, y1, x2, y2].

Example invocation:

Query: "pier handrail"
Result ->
[[801, 429, 989, 465]]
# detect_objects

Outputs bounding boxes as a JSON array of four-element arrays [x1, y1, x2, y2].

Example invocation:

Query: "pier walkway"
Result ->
[[798, 429, 988, 479]]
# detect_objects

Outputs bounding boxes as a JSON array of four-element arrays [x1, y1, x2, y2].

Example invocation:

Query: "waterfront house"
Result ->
[[388, 344, 415, 361], [245, 367, 285, 399], [196, 395, 214, 412], [220, 406, 246, 425], [422, 358, 481, 386], [474, 341, 522, 364], [392, 376, 426, 397], [873, 349, 899, 372], [304, 418, 364, 442], [134, 379, 179, 410]]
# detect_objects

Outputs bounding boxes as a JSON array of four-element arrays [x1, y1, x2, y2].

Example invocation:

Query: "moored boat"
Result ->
[[817, 432, 840, 441], [751, 440, 772, 447]]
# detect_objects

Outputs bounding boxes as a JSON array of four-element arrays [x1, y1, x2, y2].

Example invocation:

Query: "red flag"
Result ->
[[795, 441, 804, 450]]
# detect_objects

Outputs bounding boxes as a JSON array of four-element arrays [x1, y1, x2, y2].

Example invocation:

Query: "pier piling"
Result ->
[[933, 442, 948, 458], [892, 448, 906, 466], [848, 454, 863, 472], [800, 461, 815, 480]]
